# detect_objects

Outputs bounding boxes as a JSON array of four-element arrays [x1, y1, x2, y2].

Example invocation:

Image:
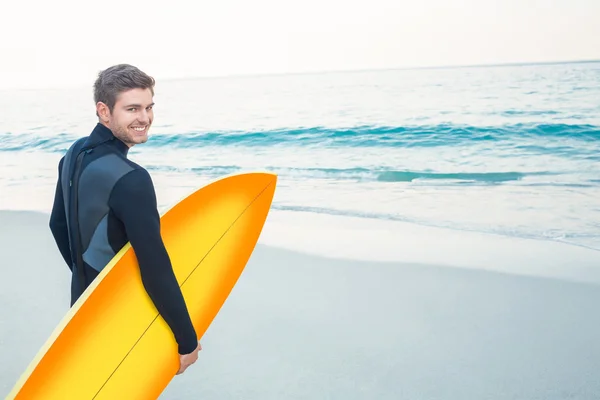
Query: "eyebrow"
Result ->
[[124, 102, 155, 108]]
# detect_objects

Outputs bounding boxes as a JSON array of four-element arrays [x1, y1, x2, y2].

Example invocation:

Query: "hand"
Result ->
[[176, 341, 202, 375]]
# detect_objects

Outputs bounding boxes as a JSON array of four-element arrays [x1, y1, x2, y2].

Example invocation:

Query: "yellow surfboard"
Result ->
[[7, 171, 277, 400]]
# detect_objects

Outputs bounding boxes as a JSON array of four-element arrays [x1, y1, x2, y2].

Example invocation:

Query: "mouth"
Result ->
[[130, 125, 148, 134]]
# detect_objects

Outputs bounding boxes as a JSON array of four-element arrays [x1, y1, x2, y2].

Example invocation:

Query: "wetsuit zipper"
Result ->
[[72, 148, 92, 293]]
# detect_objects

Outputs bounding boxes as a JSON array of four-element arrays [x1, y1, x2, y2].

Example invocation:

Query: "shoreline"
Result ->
[[3, 208, 600, 286], [260, 209, 600, 285]]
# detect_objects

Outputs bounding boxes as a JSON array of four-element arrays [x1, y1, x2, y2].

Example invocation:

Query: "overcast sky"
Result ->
[[0, 0, 598, 89]]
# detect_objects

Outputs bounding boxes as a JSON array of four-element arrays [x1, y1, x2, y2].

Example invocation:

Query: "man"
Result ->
[[49, 64, 201, 375]]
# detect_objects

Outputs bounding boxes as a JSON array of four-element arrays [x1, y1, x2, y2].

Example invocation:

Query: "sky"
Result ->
[[0, 0, 598, 89]]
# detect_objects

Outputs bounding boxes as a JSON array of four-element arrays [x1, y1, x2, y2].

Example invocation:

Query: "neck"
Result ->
[[98, 120, 134, 148], [91, 123, 131, 156]]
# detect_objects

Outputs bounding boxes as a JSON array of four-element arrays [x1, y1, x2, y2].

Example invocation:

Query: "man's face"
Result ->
[[98, 88, 154, 147]]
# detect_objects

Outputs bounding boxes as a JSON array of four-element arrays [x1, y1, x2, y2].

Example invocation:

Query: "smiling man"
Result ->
[[49, 64, 201, 375]]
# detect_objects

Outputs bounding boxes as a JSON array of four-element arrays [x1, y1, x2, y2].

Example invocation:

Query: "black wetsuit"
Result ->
[[49, 123, 198, 355]]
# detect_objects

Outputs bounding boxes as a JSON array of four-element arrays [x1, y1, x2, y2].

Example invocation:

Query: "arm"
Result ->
[[49, 156, 73, 270], [108, 168, 198, 355]]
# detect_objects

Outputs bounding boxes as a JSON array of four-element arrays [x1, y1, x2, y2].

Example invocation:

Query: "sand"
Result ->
[[1, 210, 600, 399]]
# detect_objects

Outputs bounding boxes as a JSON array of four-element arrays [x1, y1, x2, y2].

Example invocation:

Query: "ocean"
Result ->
[[1, 61, 600, 253]]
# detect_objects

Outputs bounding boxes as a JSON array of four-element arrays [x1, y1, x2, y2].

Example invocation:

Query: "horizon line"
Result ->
[[2, 57, 598, 91], [162, 57, 600, 82]]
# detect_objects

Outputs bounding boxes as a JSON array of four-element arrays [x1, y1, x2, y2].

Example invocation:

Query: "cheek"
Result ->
[[109, 112, 120, 124], [116, 114, 133, 128], [111, 114, 129, 131]]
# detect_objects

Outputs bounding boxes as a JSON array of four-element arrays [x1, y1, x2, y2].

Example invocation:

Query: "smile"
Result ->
[[131, 126, 147, 132]]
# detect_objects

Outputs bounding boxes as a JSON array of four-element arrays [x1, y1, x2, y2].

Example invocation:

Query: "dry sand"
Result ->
[[2, 210, 600, 399]]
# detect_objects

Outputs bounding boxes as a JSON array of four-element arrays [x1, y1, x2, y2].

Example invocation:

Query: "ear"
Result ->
[[96, 102, 111, 123]]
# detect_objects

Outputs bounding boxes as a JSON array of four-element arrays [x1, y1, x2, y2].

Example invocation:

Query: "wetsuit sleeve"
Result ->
[[108, 168, 198, 355], [49, 156, 73, 270]]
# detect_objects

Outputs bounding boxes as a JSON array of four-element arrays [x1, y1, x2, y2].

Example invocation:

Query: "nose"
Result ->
[[138, 109, 150, 124]]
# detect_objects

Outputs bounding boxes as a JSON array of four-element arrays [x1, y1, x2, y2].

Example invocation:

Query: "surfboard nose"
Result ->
[[217, 171, 278, 192], [167, 171, 278, 220]]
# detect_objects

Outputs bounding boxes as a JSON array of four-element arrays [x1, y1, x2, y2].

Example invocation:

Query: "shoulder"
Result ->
[[65, 136, 88, 155], [109, 165, 158, 212], [114, 166, 155, 195], [121, 158, 148, 175], [58, 136, 87, 171], [121, 161, 152, 181], [61, 136, 88, 160]]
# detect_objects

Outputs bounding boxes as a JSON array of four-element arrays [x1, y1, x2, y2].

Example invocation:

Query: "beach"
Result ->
[[2, 210, 600, 399]]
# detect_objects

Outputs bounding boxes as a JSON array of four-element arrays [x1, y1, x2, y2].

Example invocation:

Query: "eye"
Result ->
[[128, 107, 136, 112]]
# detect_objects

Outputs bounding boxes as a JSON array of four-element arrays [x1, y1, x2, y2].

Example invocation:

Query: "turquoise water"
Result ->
[[1, 61, 600, 250]]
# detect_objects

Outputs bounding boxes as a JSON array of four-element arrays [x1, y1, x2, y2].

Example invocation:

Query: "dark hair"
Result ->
[[93, 64, 155, 115]]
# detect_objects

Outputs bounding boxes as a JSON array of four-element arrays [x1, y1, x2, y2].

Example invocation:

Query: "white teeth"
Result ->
[[132, 127, 146, 131]]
